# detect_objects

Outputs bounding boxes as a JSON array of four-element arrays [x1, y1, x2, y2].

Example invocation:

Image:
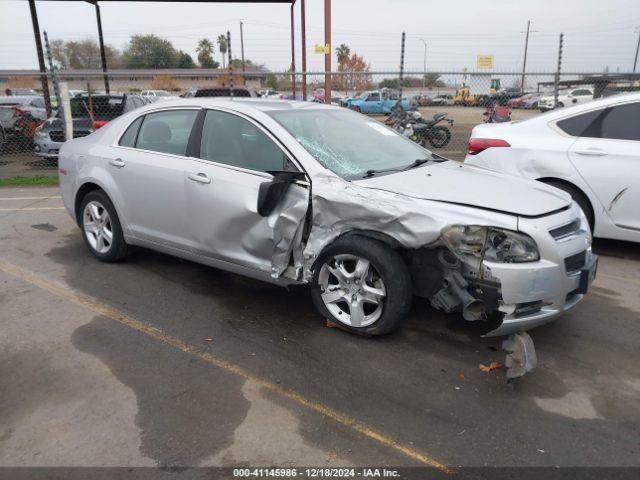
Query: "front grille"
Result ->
[[564, 251, 586, 273], [550, 219, 581, 240], [49, 130, 91, 142]]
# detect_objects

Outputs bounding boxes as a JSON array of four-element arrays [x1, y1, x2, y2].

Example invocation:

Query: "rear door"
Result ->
[[108, 108, 200, 249], [184, 108, 309, 273], [563, 101, 640, 230]]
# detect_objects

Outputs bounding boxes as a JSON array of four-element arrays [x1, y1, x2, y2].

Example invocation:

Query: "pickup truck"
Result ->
[[344, 90, 410, 114]]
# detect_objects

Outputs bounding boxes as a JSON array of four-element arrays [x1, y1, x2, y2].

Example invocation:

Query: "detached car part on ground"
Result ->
[[58, 99, 597, 379]]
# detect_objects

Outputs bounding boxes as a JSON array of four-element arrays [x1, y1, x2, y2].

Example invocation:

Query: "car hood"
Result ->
[[354, 161, 570, 217]]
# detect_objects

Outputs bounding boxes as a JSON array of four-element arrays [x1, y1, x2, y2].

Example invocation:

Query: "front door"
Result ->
[[362, 92, 382, 114], [185, 108, 309, 273]]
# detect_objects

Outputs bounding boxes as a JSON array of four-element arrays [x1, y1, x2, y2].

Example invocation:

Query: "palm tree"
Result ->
[[217, 34, 228, 68], [336, 44, 351, 65], [196, 38, 213, 67]]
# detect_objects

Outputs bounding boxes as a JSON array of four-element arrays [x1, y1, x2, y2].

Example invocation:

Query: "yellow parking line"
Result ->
[[0, 259, 451, 472], [0, 196, 61, 201], [0, 207, 65, 211]]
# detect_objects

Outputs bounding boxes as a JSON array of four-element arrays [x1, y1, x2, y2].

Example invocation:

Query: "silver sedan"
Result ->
[[59, 98, 597, 339]]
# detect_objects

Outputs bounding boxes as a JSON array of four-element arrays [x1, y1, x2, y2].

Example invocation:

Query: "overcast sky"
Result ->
[[1, 0, 639, 75]]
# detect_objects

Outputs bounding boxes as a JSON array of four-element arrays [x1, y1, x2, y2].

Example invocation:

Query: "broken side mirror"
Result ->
[[257, 170, 307, 217]]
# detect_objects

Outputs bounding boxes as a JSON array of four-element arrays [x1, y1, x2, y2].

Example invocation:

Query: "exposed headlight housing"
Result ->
[[441, 225, 540, 266]]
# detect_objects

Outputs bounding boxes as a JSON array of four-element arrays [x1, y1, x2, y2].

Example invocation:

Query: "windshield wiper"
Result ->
[[363, 157, 443, 178]]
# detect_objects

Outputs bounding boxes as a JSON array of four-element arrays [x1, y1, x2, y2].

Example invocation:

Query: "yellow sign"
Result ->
[[476, 55, 494, 69], [314, 44, 330, 54]]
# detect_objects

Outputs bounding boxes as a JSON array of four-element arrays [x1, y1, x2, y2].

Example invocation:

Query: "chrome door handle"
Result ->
[[109, 158, 126, 168], [188, 173, 211, 184], [575, 149, 607, 157]]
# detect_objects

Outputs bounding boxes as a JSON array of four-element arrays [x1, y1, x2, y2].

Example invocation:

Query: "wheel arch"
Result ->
[[537, 176, 595, 228], [74, 181, 105, 226]]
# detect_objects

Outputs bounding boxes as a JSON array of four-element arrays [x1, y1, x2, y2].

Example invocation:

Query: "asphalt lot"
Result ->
[[1, 186, 639, 472]]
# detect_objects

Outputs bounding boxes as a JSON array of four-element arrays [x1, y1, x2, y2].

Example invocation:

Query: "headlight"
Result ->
[[34, 124, 45, 136], [442, 225, 539, 264]]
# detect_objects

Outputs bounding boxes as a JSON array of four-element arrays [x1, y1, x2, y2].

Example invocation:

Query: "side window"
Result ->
[[136, 110, 198, 155], [200, 110, 286, 172], [556, 109, 606, 137], [119, 116, 143, 147], [369, 92, 380, 101], [600, 103, 640, 141]]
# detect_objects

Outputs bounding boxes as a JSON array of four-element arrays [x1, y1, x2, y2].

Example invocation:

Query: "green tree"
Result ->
[[50, 38, 122, 69], [423, 73, 445, 88], [335, 43, 351, 64], [196, 38, 218, 68], [266, 73, 278, 90], [123, 34, 177, 69], [177, 50, 197, 69], [217, 34, 228, 68]]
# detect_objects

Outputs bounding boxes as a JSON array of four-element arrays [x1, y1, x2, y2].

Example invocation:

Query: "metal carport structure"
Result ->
[[25, 0, 333, 115]]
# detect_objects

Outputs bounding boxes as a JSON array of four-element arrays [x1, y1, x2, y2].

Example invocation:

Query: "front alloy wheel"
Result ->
[[318, 254, 386, 328], [311, 235, 412, 335]]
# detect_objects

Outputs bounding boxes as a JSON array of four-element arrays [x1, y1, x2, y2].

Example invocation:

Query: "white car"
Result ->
[[538, 88, 593, 111], [140, 90, 178, 101], [465, 92, 640, 243]]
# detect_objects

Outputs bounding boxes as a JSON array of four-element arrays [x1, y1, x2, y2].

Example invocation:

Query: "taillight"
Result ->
[[467, 138, 510, 155], [93, 120, 108, 129]]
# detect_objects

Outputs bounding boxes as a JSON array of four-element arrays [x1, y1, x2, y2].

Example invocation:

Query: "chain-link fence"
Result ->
[[1, 69, 638, 177]]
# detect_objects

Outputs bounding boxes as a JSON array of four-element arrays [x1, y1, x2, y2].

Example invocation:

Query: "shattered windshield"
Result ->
[[268, 108, 432, 179]]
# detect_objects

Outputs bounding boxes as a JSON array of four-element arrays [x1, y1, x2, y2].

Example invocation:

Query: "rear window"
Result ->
[[70, 96, 125, 120]]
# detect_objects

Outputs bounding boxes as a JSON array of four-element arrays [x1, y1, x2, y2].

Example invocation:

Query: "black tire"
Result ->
[[544, 180, 595, 232], [352, 106, 361, 113], [427, 126, 451, 148], [79, 190, 129, 262], [557, 102, 565, 108], [311, 235, 412, 336]]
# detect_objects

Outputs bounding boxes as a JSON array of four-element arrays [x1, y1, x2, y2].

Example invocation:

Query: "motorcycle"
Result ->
[[483, 103, 511, 123], [385, 102, 453, 149]]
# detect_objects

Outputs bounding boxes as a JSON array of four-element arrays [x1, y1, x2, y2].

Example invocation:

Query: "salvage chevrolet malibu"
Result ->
[[59, 99, 597, 338]]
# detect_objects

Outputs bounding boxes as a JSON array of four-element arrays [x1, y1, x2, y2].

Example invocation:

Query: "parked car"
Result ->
[[59, 98, 596, 340], [538, 88, 594, 111], [33, 93, 146, 160], [258, 89, 280, 98], [0, 95, 48, 151], [346, 89, 410, 114], [507, 93, 536, 109], [465, 92, 640, 243], [182, 87, 258, 98], [523, 92, 543, 110], [428, 94, 455, 106], [141, 90, 178, 101], [4, 88, 38, 96]]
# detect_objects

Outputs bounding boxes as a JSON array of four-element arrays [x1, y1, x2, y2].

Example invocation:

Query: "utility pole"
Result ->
[[419, 38, 427, 89], [239, 21, 246, 80], [399, 31, 406, 100], [290, 3, 296, 99], [324, 0, 331, 104], [301, 0, 307, 100], [520, 20, 538, 93], [633, 27, 640, 72], [227, 30, 233, 98], [554, 33, 564, 108]]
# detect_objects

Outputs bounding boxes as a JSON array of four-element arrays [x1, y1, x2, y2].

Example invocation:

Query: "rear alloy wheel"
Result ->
[[80, 190, 129, 262], [311, 235, 412, 335]]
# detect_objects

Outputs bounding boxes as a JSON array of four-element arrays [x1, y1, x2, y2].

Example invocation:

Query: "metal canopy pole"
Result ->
[[240, 21, 246, 84], [28, 0, 52, 116], [300, 0, 307, 100], [290, 2, 296, 98], [94, 1, 110, 94], [324, 0, 331, 103]]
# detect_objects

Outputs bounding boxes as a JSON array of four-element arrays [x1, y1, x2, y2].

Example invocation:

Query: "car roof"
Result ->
[[132, 97, 339, 114]]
